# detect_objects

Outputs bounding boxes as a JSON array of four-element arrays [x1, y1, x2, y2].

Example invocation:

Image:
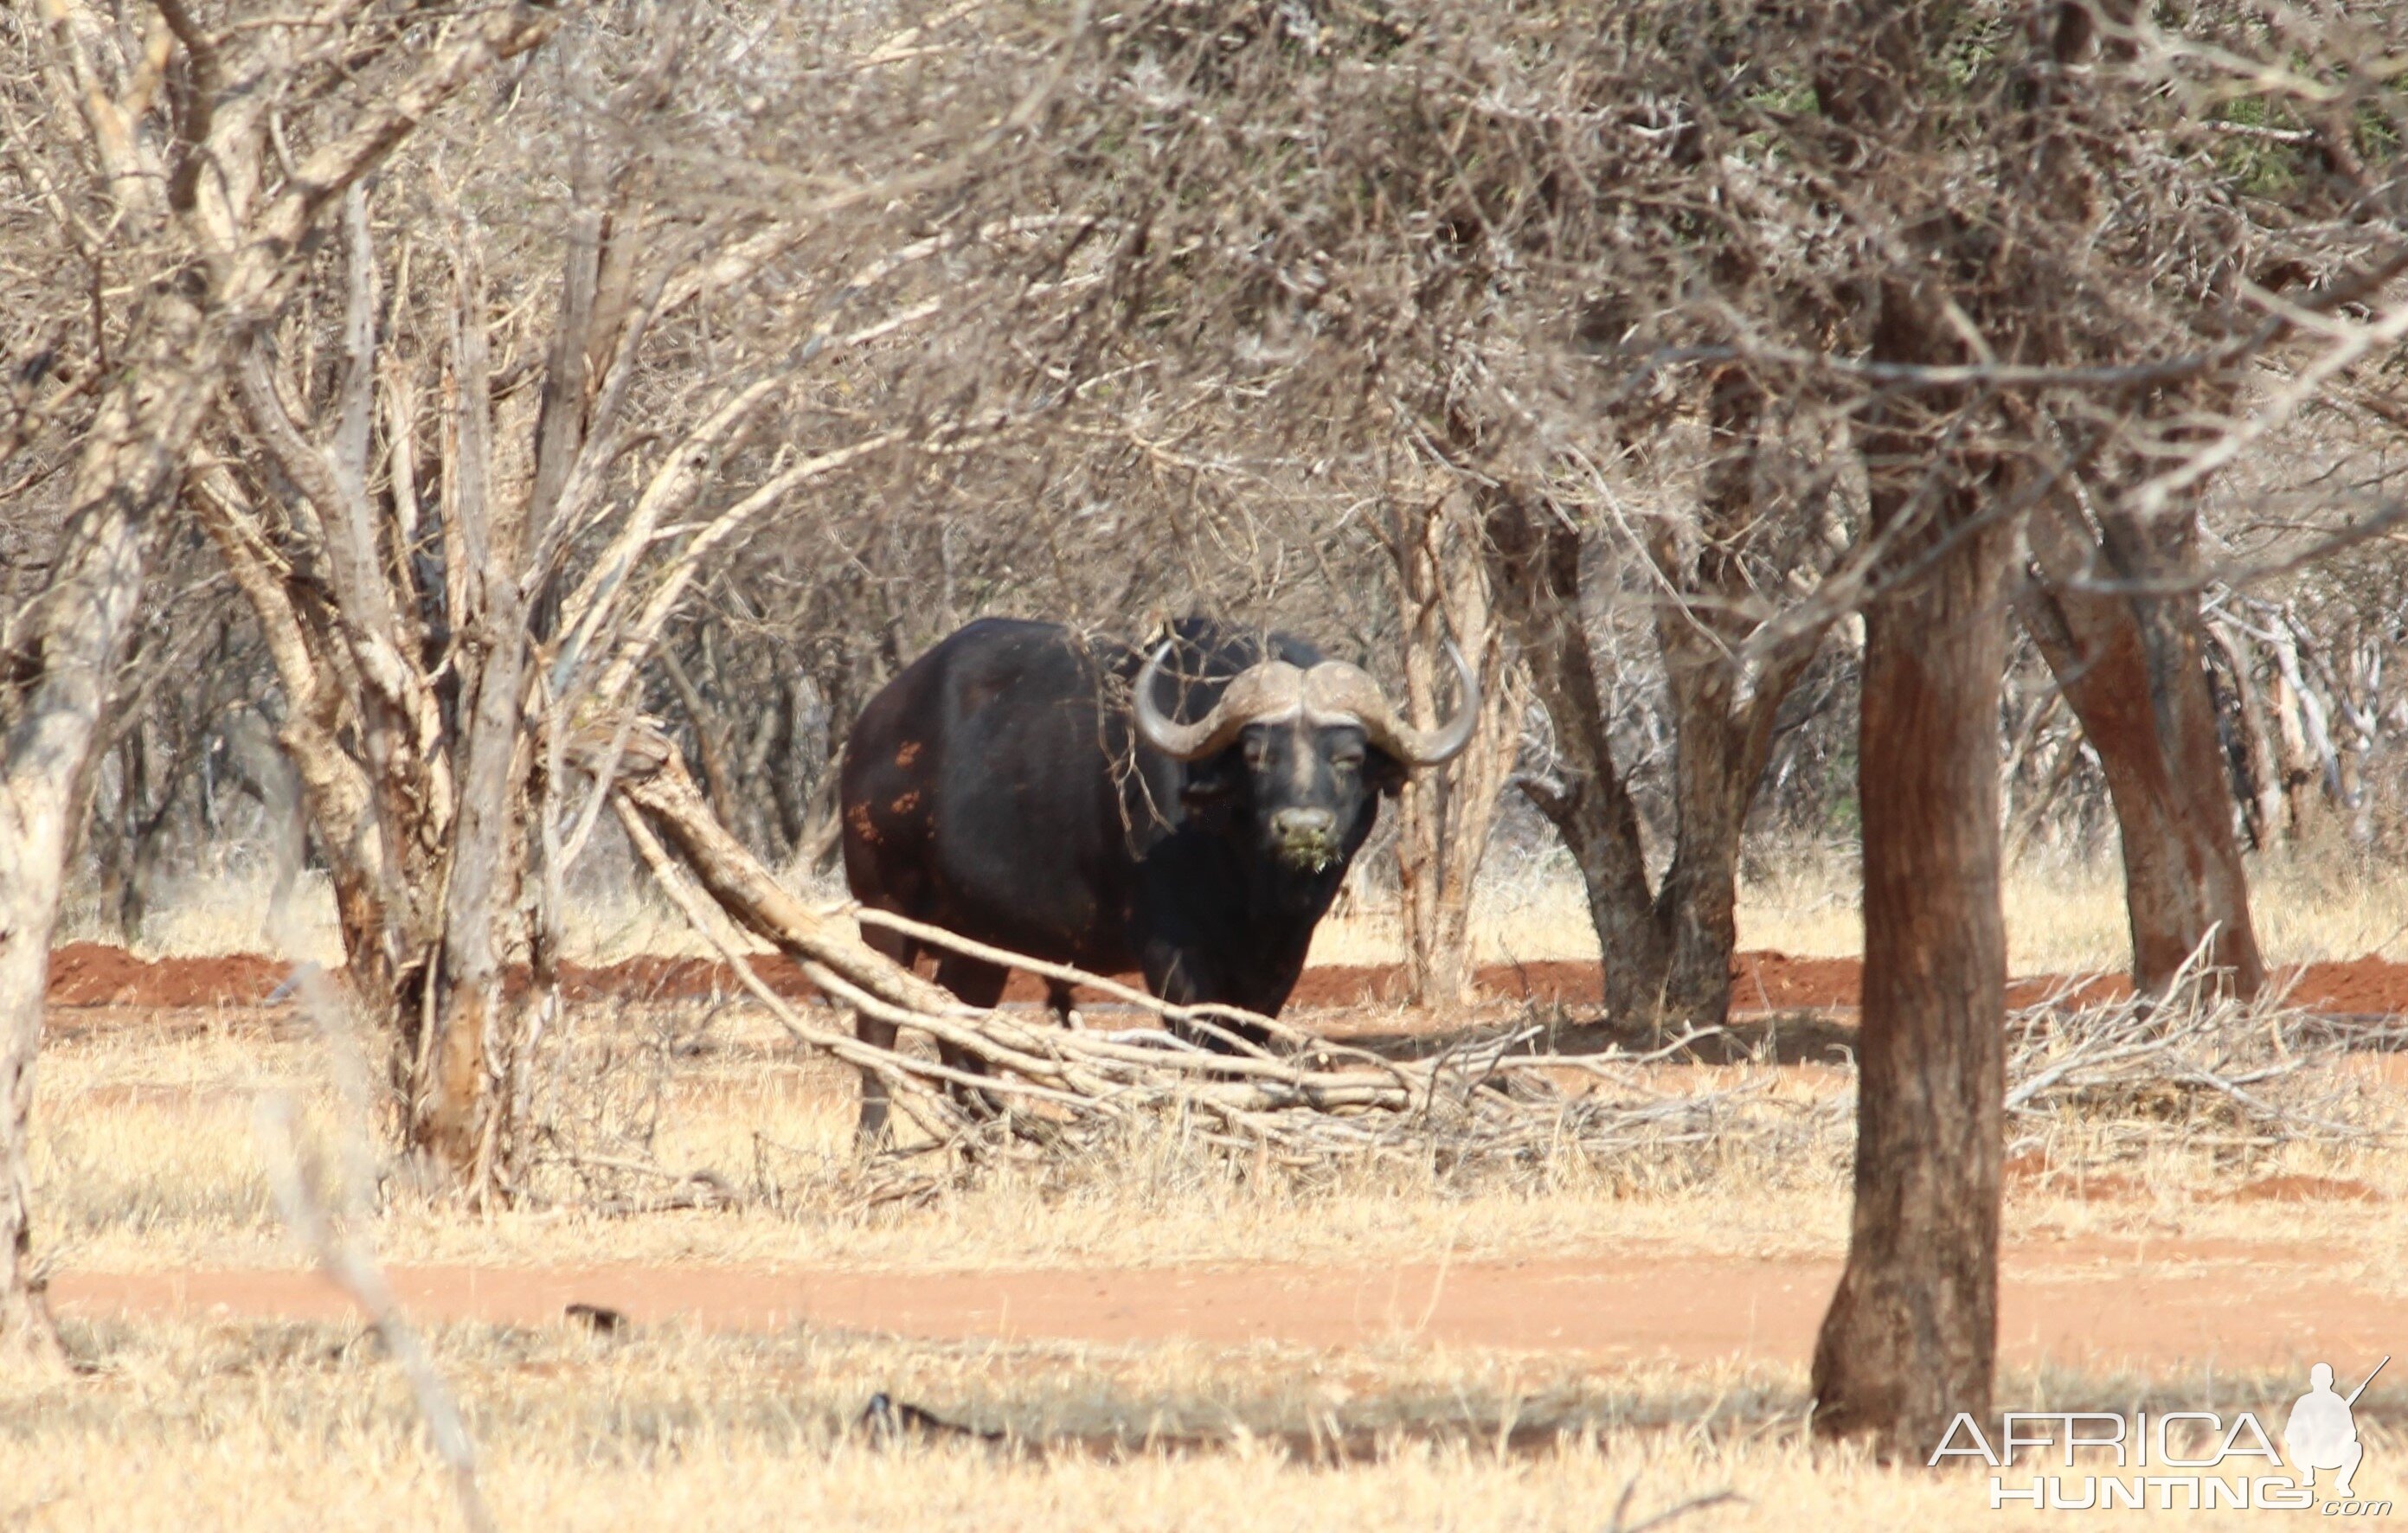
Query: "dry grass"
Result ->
[[30, 863, 2408, 1530], [1313, 845, 2408, 974], [27, 1009, 1853, 1274], [27, 993, 2408, 1280], [22, 978, 2408, 1528], [4, 1311, 2403, 1530]]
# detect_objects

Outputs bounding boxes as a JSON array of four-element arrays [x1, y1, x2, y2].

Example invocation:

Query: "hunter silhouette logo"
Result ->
[[2287, 1357, 2383, 1501], [1931, 1356, 2392, 1514]]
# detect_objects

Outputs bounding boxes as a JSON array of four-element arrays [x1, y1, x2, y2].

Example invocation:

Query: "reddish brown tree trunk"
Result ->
[[1812, 311, 2010, 1459], [2020, 497, 2264, 997], [1812, 493, 2010, 1454]]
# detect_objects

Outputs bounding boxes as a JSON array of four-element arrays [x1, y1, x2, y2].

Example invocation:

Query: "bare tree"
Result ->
[[194, 141, 890, 1191], [182, 0, 1123, 1195], [0, 0, 552, 1364], [1488, 385, 1845, 1028]]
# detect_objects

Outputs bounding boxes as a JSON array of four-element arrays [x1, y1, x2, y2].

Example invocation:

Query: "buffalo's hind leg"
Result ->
[[933, 953, 1010, 1119], [1045, 980, 1079, 1030], [853, 927, 918, 1145]]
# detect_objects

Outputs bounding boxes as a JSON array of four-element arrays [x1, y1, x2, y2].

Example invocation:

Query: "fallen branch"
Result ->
[[575, 718, 2386, 1173]]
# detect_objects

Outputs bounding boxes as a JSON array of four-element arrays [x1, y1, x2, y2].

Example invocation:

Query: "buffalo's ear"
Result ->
[[1366, 749, 1407, 799]]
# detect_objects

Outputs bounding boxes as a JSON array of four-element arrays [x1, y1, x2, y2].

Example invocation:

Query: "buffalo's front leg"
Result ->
[[1142, 944, 1274, 1051], [1045, 979, 1080, 1029]]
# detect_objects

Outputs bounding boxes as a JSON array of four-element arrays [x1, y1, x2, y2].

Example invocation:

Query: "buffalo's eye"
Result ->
[[1331, 749, 1364, 773], [1243, 737, 1268, 768]]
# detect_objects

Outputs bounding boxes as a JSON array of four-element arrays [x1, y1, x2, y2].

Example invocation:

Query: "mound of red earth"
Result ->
[[46, 945, 292, 1008], [40, 940, 2408, 1016]]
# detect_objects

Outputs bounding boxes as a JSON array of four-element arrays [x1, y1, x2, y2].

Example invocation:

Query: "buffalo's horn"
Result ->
[[1300, 640, 1480, 766], [1131, 642, 1307, 761]]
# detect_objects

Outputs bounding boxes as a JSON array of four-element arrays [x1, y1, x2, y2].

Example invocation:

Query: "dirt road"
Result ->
[[51, 1240, 2399, 1371]]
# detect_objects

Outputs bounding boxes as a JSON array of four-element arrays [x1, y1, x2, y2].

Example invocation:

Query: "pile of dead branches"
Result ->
[[578, 722, 1833, 1171], [2005, 965, 2399, 1145]]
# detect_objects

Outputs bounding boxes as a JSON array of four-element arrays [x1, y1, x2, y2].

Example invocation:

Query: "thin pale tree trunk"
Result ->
[[2206, 620, 2285, 850], [417, 218, 552, 1194], [0, 293, 215, 1365], [1393, 494, 1521, 1007]]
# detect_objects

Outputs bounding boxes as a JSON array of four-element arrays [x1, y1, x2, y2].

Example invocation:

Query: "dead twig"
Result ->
[[2006, 954, 2384, 1145], [257, 1093, 496, 1533]]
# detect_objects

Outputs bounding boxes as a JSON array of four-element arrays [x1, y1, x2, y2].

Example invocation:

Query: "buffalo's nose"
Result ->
[[1273, 807, 1335, 840]]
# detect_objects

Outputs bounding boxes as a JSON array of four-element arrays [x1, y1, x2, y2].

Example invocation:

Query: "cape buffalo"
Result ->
[[838, 616, 1475, 1137]]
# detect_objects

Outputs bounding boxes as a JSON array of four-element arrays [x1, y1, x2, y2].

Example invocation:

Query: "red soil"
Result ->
[[48, 1237, 2401, 1372], [45, 945, 292, 1009], [47, 940, 2408, 1016]]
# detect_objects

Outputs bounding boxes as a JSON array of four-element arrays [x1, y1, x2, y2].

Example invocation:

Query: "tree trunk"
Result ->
[[1392, 492, 1521, 1008], [2267, 618, 2336, 833], [0, 298, 215, 1366], [2206, 619, 2284, 850], [412, 226, 536, 1193], [1811, 318, 2010, 1459], [1647, 369, 1830, 1024], [1481, 390, 1827, 1030], [2019, 495, 2264, 997], [1482, 493, 1673, 1019], [0, 858, 66, 1369], [661, 643, 745, 836], [1649, 694, 1759, 1029], [229, 196, 459, 1126], [417, 645, 529, 1189]]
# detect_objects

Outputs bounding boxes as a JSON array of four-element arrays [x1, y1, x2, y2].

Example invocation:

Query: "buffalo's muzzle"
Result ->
[[1271, 807, 1339, 871]]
